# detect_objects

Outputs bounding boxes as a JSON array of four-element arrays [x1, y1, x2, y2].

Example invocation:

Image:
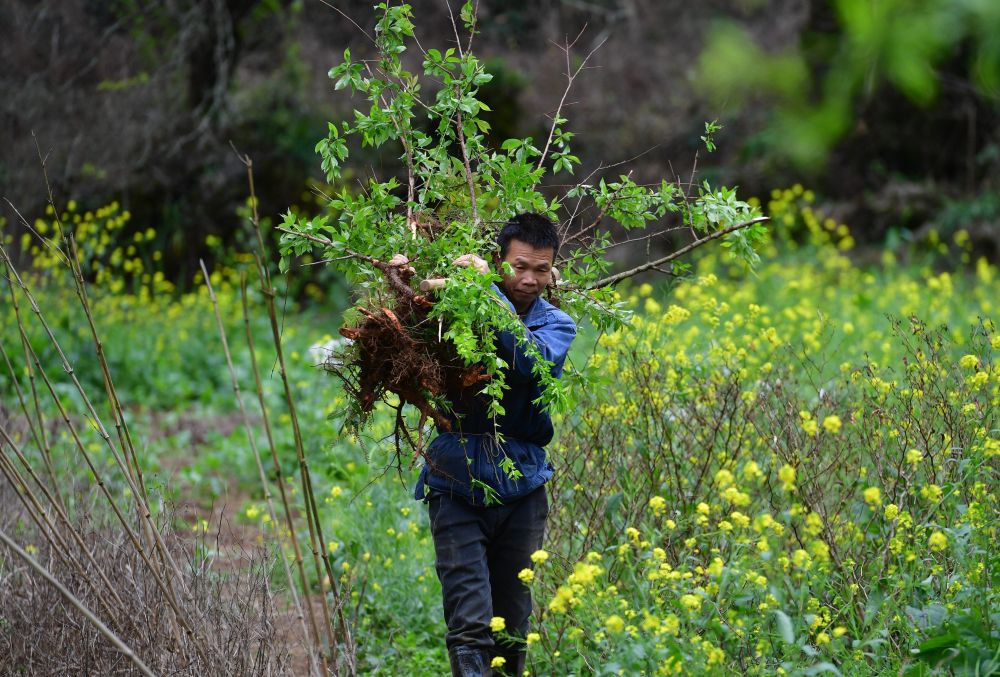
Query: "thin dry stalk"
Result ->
[[0, 190, 190, 640], [0, 424, 134, 631], [253, 250, 355, 674], [199, 259, 319, 675], [237, 151, 351, 672], [31, 137, 156, 536], [0, 247, 203, 657], [0, 526, 157, 677], [240, 270, 328, 674], [2, 274, 64, 507]]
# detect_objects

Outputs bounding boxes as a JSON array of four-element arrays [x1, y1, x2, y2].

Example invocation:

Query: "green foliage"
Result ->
[[698, 0, 1000, 165], [5, 181, 997, 674], [0, 200, 250, 409], [280, 2, 763, 448]]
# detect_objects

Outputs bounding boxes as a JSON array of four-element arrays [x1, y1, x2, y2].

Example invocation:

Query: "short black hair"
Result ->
[[497, 212, 560, 260]]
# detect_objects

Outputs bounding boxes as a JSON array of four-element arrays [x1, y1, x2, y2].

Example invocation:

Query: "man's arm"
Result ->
[[494, 306, 576, 382]]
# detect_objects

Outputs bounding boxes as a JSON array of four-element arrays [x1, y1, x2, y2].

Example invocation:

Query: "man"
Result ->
[[413, 212, 577, 676]]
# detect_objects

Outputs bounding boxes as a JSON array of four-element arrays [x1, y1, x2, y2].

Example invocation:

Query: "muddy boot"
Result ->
[[449, 645, 488, 677]]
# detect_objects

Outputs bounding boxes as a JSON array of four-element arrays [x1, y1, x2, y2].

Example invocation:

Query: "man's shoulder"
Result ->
[[531, 297, 576, 331]]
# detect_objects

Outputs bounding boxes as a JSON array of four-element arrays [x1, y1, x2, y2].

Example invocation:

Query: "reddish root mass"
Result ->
[[335, 259, 490, 440]]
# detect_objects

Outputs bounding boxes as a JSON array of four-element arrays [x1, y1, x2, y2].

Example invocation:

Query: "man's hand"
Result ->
[[420, 254, 489, 292], [387, 253, 416, 276], [452, 254, 489, 275]]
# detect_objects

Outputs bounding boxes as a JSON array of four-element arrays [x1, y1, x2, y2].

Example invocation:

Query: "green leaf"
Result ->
[[773, 610, 795, 645], [914, 631, 960, 655], [460, 0, 475, 31]]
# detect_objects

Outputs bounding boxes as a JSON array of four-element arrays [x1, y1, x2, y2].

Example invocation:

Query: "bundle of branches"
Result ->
[[278, 3, 768, 464]]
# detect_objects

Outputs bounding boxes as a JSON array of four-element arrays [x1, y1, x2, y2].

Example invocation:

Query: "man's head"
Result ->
[[495, 212, 560, 313]]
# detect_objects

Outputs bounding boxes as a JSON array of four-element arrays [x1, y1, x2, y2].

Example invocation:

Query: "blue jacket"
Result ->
[[413, 288, 577, 505]]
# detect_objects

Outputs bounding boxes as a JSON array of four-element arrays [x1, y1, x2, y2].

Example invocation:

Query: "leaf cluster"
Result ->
[[279, 2, 764, 445]]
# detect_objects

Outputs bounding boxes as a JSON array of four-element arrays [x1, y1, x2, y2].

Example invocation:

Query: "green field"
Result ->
[[1, 192, 997, 675]]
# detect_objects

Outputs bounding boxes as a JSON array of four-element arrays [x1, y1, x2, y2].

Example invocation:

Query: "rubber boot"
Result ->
[[490, 648, 526, 677], [449, 645, 488, 677]]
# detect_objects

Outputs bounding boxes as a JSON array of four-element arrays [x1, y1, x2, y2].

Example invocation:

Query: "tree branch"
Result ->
[[587, 217, 769, 289], [536, 31, 606, 174]]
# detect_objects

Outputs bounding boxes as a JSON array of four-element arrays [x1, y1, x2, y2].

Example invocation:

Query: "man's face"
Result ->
[[497, 239, 555, 313]]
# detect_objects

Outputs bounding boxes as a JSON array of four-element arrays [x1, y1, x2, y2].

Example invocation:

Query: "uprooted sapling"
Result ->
[[325, 255, 490, 456]]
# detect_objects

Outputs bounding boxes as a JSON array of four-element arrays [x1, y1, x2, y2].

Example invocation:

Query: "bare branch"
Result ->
[[536, 31, 607, 174], [316, 0, 376, 45], [588, 217, 769, 289], [0, 527, 157, 677]]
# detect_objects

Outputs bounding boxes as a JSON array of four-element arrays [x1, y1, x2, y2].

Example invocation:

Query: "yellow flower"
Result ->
[[778, 464, 796, 490], [743, 461, 763, 481], [526, 632, 540, 645], [920, 484, 943, 502], [833, 626, 848, 638], [959, 354, 979, 369], [548, 586, 574, 613], [648, 495, 667, 513], [721, 486, 751, 506], [810, 539, 830, 562], [696, 502, 711, 515], [530, 549, 549, 564], [626, 527, 640, 542], [330, 485, 343, 498], [804, 512, 824, 536], [605, 614, 625, 633], [490, 657, 506, 669], [567, 562, 603, 586], [792, 549, 811, 569], [863, 487, 882, 507], [821, 415, 842, 433], [884, 504, 899, 521], [906, 448, 923, 466], [245, 505, 260, 520], [714, 469, 734, 488], [928, 531, 948, 552], [730, 511, 750, 528], [815, 632, 830, 645], [517, 568, 534, 584], [490, 616, 506, 633], [680, 594, 701, 611]]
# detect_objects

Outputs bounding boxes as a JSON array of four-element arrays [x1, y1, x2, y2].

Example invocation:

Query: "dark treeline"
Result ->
[[2, 0, 998, 285]]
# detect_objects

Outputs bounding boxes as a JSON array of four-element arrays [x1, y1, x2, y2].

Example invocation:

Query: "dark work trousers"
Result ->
[[428, 485, 548, 660]]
